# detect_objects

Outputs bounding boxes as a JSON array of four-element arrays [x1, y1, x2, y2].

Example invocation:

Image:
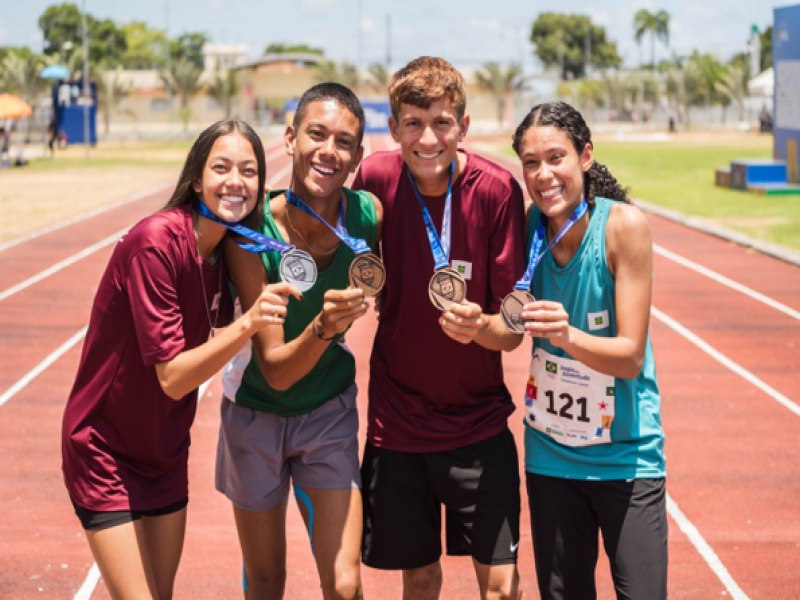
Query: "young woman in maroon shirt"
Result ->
[[61, 119, 298, 599]]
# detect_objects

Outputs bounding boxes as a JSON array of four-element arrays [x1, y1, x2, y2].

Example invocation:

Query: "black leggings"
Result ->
[[526, 474, 668, 600]]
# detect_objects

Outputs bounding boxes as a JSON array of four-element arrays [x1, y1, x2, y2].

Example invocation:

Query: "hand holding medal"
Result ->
[[502, 198, 588, 333], [197, 200, 318, 292]]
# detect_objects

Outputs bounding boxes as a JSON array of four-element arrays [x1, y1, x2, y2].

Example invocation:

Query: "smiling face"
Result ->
[[517, 125, 593, 220], [192, 132, 260, 223], [285, 98, 363, 203], [390, 97, 469, 195]]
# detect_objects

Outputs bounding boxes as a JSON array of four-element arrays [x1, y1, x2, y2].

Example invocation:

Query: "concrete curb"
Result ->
[[634, 198, 800, 268]]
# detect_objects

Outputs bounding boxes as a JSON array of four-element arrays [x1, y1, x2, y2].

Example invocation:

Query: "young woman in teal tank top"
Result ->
[[216, 83, 382, 599], [510, 101, 667, 599]]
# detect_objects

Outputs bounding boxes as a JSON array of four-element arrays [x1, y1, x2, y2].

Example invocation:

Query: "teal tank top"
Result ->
[[233, 188, 378, 416], [523, 196, 666, 480]]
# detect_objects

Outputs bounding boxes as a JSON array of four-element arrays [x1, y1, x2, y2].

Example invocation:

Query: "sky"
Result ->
[[0, 0, 789, 71]]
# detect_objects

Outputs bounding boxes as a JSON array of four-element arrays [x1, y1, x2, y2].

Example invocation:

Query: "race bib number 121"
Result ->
[[524, 348, 616, 447]]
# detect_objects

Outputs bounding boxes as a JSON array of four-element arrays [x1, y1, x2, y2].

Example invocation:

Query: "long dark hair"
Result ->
[[512, 101, 629, 204], [162, 119, 266, 211]]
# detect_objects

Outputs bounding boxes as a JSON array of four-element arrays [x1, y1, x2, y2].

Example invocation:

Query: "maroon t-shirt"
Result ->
[[62, 205, 232, 511], [353, 149, 525, 452]]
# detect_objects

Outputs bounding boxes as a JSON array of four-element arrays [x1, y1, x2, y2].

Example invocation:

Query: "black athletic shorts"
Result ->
[[361, 427, 521, 569], [71, 497, 189, 531]]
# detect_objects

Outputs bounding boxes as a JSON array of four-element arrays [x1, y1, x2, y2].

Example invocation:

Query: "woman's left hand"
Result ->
[[522, 300, 572, 347]]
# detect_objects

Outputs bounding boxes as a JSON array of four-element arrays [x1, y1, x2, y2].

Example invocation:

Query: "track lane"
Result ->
[[1, 135, 798, 598]]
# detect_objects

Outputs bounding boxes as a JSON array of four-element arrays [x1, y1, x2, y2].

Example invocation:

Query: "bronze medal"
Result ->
[[349, 253, 385, 297], [279, 248, 317, 292], [428, 267, 467, 311], [501, 289, 535, 333]]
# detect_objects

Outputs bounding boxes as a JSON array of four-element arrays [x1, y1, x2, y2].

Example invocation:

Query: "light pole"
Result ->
[[81, 0, 90, 155]]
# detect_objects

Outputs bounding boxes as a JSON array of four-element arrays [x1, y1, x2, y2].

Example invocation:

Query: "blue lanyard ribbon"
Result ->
[[285, 189, 371, 255], [196, 201, 294, 253], [515, 198, 589, 291], [407, 160, 455, 271]]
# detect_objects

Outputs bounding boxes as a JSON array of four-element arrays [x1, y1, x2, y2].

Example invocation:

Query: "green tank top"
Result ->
[[233, 188, 378, 416]]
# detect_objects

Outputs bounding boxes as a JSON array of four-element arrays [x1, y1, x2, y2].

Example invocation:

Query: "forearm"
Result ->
[[474, 313, 525, 352], [256, 316, 333, 391], [557, 328, 644, 380], [156, 315, 257, 400]]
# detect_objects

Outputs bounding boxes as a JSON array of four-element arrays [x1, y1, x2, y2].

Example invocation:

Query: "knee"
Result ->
[[245, 568, 286, 598], [486, 566, 521, 600], [320, 566, 362, 600], [403, 563, 442, 597]]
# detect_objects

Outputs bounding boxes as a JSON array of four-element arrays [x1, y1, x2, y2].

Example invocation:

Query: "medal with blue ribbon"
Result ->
[[501, 198, 589, 332], [196, 200, 318, 291], [286, 189, 385, 296], [407, 161, 467, 310]]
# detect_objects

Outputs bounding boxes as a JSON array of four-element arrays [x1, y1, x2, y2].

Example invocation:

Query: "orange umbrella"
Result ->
[[0, 93, 33, 120]]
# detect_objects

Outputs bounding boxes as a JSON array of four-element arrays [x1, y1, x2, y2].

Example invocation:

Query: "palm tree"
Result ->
[[96, 67, 130, 134], [207, 69, 238, 119], [0, 51, 48, 142], [366, 63, 389, 94], [312, 60, 359, 90], [474, 61, 523, 126], [160, 58, 203, 132], [634, 9, 670, 70]]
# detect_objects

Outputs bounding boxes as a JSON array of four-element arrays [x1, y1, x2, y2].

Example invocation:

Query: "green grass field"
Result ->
[[497, 134, 800, 253]]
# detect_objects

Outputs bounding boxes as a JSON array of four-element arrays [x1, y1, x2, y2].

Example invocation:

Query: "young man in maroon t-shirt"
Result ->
[[353, 56, 526, 599]]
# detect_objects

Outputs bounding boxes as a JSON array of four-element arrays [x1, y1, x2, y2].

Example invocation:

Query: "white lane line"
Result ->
[[0, 229, 127, 302], [0, 327, 87, 407], [667, 494, 750, 600], [73, 562, 101, 600], [654, 244, 800, 320], [652, 306, 800, 417], [0, 182, 172, 253]]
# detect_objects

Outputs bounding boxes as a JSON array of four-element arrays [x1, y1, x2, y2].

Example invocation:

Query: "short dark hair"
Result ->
[[163, 119, 266, 211], [292, 82, 365, 145], [512, 101, 629, 203]]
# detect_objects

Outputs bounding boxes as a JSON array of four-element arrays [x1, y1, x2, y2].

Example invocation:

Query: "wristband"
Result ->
[[312, 316, 336, 341]]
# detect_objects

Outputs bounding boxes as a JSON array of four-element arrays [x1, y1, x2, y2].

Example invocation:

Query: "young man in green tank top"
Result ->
[[216, 83, 382, 599]]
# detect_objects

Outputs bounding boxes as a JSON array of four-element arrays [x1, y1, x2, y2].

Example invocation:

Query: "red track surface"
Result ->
[[1, 136, 798, 599]]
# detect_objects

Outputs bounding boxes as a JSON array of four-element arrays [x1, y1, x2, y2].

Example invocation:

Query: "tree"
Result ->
[[38, 3, 82, 57], [633, 9, 670, 70], [160, 58, 203, 132], [686, 51, 726, 109], [170, 33, 208, 69], [207, 69, 238, 119], [119, 21, 168, 69], [531, 13, 621, 80], [474, 61, 523, 125], [759, 26, 772, 71], [95, 67, 130, 134], [264, 43, 324, 56], [313, 61, 359, 89], [38, 3, 127, 66], [0, 49, 47, 103]]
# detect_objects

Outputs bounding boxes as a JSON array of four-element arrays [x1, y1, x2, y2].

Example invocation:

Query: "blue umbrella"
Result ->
[[40, 64, 71, 80]]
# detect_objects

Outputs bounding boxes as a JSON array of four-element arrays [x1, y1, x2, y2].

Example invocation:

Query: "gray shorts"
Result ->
[[215, 384, 360, 512]]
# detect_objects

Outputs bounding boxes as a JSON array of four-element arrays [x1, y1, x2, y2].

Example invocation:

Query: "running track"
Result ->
[[1, 135, 798, 599]]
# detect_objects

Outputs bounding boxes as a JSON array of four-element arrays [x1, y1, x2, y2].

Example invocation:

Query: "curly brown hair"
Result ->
[[512, 101, 630, 205], [388, 56, 467, 121]]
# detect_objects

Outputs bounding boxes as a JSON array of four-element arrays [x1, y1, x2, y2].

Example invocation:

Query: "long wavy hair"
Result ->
[[162, 119, 266, 211], [512, 101, 629, 205]]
